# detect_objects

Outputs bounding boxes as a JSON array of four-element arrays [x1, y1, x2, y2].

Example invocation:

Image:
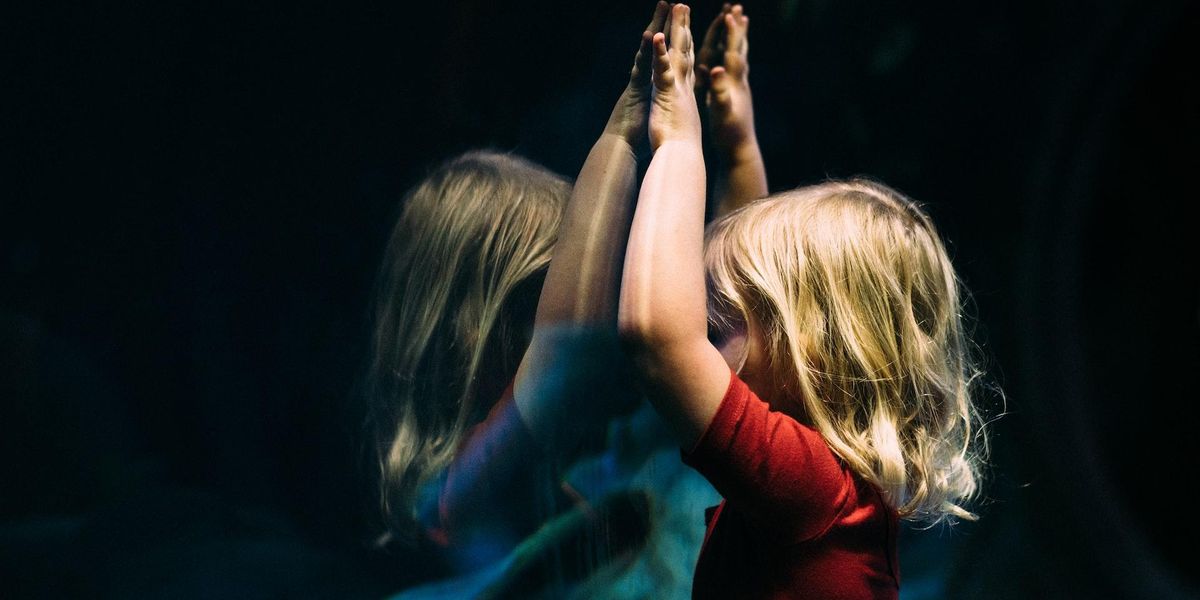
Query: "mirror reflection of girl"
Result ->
[[367, 2, 675, 588], [619, 4, 989, 598]]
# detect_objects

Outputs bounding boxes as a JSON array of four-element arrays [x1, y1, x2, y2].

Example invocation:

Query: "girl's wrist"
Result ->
[[597, 130, 639, 158], [605, 81, 659, 142], [719, 136, 762, 165]]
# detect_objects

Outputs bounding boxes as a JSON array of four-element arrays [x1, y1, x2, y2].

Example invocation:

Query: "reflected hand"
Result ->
[[696, 4, 757, 153], [605, 1, 670, 144]]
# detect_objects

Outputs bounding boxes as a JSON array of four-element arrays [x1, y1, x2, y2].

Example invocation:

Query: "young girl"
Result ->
[[368, 3, 681, 591], [620, 5, 986, 598]]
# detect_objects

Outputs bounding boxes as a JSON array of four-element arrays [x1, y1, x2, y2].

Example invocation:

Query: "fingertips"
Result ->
[[672, 4, 693, 54], [670, 3, 689, 41], [725, 6, 748, 51], [729, 5, 748, 30]]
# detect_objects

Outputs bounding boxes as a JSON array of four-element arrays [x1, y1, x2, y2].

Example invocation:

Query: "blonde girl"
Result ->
[[619, 4, 986, 598]]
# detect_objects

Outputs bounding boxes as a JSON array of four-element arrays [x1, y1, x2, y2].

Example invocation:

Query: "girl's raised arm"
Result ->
[[434, 4, 673, 560], [619, 3, 731, 449], [697, 4, 768, 216], [512, 1, 670, 448]]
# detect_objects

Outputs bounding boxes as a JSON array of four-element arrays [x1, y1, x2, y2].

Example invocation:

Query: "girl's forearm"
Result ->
[[714, 140, 767, 217], [534, 132, 638, 327], [514, 132, 641, 447], [620, 3, 731, 448], [620, 139, 729, 447], [620, 140, 708, 348]]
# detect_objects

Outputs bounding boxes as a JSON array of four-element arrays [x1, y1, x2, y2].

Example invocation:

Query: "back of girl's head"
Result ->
[[705, 178, 986, 525], [368, 151, 569, 539]]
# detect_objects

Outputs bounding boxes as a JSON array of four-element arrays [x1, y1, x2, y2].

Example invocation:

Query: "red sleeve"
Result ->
[[682, 370, 853, 542]]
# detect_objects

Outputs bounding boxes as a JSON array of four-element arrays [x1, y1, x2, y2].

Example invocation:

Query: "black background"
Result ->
[[3, 0, 1198, 597]]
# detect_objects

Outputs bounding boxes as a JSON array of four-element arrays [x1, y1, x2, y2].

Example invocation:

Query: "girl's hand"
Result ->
[[696, 4, 756, 154], [648, 3, 701, 151], [604, 2, 671, 144]]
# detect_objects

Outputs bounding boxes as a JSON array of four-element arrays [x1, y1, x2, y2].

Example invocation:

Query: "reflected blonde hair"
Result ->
[[368, 151, 568, 538], [705, 178, 987, 524]]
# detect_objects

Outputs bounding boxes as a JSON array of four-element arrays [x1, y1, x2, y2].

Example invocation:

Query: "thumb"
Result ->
[[652, 32, 673, 89], [709, 66, 731, 99], [632, 30, 655, 84]]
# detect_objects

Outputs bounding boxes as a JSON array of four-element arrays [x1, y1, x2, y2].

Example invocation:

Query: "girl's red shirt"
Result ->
[[682, 371, 900, 599]]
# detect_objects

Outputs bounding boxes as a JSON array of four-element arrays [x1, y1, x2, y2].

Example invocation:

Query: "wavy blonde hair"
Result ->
[[368, 151, 568, 539], [704, 178, 987, 525]]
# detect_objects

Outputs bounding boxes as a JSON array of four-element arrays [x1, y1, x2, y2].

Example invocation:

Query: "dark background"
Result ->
[[3, 0, 1198, 598]]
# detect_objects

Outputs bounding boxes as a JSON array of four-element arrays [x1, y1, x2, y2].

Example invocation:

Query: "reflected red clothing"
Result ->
[[422, 383, 570, 570], [682, 371, 899, 599]]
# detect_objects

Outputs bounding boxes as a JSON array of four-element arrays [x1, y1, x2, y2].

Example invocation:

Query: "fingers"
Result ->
[[696, 5, 723, 89], [633, 3, 670, 86], [632, 29, 655, 83], [652, 4, 696, 90], [699, 3, 729, 60], [697, 4, 733, 91], [669, 3, 692, 57], [708, 65, 731, 102], [652, 31, 673, 88], [725, 5, 748, 56], [709, 65, 728, 88], [653, 31, 669, 60], [647, 1, 669, 35]]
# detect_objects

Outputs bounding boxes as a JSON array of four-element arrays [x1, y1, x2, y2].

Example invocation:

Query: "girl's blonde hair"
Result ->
[[368, 151, 569, 539], [704, 178, 986, 525]]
